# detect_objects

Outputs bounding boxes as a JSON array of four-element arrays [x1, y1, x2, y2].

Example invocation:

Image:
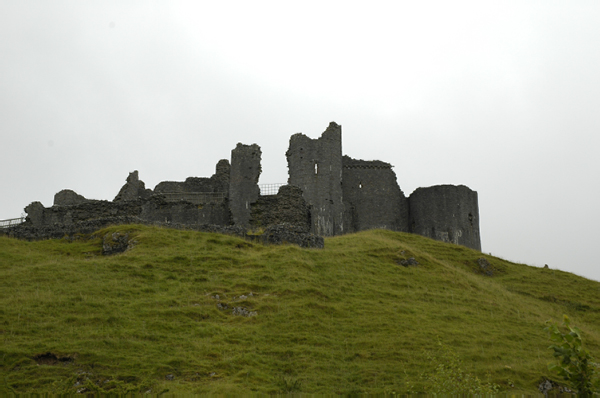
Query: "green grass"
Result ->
[[1, 225, 599, 394]]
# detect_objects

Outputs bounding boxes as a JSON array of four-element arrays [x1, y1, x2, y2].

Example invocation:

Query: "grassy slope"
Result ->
[[1, 225, 599, 395]]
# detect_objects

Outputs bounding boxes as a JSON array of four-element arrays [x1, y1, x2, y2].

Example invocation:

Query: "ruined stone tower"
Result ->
[[229, 143, 262, 228], [286, 122, 345, 236], [408, 185, 481, 250]]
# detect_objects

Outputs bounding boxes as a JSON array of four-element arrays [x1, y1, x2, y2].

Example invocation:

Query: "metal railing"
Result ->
[[259, 183, 286, 196], [0, 217, 26, 229]]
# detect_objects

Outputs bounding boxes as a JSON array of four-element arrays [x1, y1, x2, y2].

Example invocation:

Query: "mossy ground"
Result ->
[[1, 225, 599, 394]]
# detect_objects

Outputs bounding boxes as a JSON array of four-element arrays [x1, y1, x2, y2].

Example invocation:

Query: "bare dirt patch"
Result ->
[[33, 352, 74, 365]]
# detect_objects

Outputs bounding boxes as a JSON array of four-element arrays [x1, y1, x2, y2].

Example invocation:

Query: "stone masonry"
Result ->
[[286, 122, 345, 236], [7, 122, 482, 250], [408, 185, 481, 250], [229, 143, 262, 228], [342, 156, 409, 234]]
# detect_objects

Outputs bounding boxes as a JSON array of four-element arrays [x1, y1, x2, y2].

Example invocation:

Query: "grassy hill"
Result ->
[[1, 225, 599, 395]]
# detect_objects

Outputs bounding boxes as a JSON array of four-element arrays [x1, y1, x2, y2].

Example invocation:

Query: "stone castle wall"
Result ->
[[26, 195, 231, 229], [154, 159, 230, 194], [341, 156, 409, 234], [8, 122, 482, 250], [408, 185, 481, 250], [229, 144, 261, 228], [250, 185, 311, 232], [286, 122, 345, 236]]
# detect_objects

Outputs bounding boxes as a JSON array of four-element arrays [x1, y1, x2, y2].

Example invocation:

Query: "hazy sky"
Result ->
[[1, 1, 599, 281]]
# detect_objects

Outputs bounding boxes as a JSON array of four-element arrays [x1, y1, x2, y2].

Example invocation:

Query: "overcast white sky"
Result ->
[[1, 1, 599, 281]]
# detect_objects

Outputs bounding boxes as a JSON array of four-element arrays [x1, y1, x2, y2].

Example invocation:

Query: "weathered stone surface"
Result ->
[[477, 257, 493, 276], [102, 232, 134, 255], [250, 185, 310, 231], [15, 195, 232, 235], [2, 216, 145, 241], [408, 185, 481, 251], [54, 189, 90, 206], [229, 143, 261, 228], [399, 257, 419, 267], [11, 122, 482, 251], [141, 195, 231, 226], [24, 201, 46, 227], [2, 216, 247, 242], [342, 156, 409, 233], [260, 223, 324, 248], [232, 307, 257, 317], [154, 160, 230, 194], [538, 378, 572, 395], [287, 122, 344, 236], [113, 171, 153, 202]]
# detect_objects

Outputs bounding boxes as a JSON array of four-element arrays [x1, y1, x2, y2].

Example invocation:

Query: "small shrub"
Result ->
[[413, 341, 500, 394], [544, 315, 600, 396]]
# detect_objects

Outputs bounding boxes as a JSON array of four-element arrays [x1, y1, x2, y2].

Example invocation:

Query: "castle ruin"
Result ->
[[6, 122, 481, 250]]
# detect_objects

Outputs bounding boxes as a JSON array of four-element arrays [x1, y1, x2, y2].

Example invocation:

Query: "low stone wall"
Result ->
[[24, 195, 232, 231], [260, 223, 324, 249], [2, 216, 146, 241], [2, 217, 324, 249], [25, 200, 144, 227], [1, 216, 248, 241], [153, 159, 231, 194], [250, 185, 310, 232]]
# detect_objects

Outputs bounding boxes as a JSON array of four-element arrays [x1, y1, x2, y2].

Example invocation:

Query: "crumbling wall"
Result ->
[[250, 185, 311, 231], [25, 195, 230, 229], [286, 122, 344, 236], [154, 160, 230, 194], [12, 122, 483, 251], [140, 196, 231, 225], [260, 223, 324, 248], [342, 156, 409, 233], [54, 189, 91, 206], [2, 216, 246, 242], [408, 185, 481, 250], [229, 144, 261, 228], [113, 171, 153, 202], [24, 202, 46, 227], [25, 200, 144, 227]]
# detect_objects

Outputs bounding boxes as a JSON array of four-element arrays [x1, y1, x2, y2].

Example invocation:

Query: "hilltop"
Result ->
[[1, 225, 599, 395]]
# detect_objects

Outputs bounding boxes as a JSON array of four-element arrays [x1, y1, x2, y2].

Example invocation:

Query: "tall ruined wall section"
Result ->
[[342, 156, 409, 233], [408, 185, 481, 250], [286, 122, 344, 236], [229, 143, 261, 228]]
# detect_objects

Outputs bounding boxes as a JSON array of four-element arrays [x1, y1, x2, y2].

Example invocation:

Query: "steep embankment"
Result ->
[[1, 225, 599, 394]]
